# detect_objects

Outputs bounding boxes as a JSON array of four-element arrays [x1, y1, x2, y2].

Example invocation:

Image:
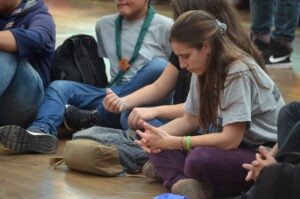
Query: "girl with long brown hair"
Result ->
[[135, 10, 285, 199]]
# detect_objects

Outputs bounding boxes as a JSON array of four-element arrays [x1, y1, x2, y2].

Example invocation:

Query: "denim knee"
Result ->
[[277, 101, 300, 146], [286, 101, 300, 113], [278, 101, 300, 125], [146, 57, 168, 76], [45, 80, 75, 98], [0, 59, 44, 127], [281, 101, 295, 113], [0, 50, 18, 95]]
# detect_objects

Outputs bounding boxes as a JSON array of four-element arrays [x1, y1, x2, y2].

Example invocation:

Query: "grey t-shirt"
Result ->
[[95, 13, 173, 84], [184, 59, 285, 146]]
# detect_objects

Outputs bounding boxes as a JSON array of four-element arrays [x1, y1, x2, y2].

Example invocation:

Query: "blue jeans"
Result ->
[[0, 50, 44, 127], [250, 0, 300, 41], [120, 113, 222, 132], [120, 108, 170, 130], [29, 57, 169, 136]]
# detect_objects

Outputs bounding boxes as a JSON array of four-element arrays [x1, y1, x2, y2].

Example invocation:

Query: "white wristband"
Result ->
[[120, 98, 128, 111]]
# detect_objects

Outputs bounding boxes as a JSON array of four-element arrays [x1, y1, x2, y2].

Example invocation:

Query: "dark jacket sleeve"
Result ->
[[10, 11, 55, 57]]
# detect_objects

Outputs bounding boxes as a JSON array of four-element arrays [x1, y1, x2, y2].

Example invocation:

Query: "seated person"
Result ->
[[135, 10, 285, 199], [0, 0, 55, 127], [0, 0, 172, 154], [233, 101, 300, 198]]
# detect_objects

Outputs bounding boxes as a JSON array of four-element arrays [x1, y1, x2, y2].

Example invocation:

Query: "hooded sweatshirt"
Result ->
[[0, 0, 56, 88]]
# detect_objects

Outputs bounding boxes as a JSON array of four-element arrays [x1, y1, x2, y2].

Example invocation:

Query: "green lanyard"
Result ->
[[110, 5, 156, 86]]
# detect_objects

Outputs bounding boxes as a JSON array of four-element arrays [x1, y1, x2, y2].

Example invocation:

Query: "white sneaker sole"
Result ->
[[266, 62, 292, 69]]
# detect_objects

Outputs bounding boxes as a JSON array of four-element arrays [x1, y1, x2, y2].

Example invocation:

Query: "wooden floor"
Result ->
[[1, 0, 300, 198], [0, 139, 167, 199]]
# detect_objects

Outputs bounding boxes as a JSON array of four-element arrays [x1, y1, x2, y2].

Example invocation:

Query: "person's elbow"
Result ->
[[17, 30, 55, 56]]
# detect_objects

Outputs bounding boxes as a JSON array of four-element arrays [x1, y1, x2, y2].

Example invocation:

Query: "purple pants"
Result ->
[[149, 146, 256, 196]]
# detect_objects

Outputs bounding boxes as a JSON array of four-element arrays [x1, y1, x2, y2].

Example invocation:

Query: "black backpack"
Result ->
[[51, 34, 108, 88]]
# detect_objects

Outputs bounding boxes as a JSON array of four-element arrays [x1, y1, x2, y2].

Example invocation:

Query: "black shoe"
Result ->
[[253, 38, 269, 52], [64, 105, 102, 131], [263, 38, 293, 69], [0, 125, 59, 154]]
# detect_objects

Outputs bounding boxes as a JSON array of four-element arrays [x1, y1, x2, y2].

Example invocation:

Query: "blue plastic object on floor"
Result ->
[[153, 193, 188, 199]]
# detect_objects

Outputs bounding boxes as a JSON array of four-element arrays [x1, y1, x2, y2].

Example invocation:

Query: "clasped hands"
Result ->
[[242, 145, 277, 182], [134, 120, 170, 153]]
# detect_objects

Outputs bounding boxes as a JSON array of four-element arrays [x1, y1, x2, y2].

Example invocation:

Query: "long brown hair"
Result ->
[[170, 10, 258, 133], [170, 0, 265, 71]]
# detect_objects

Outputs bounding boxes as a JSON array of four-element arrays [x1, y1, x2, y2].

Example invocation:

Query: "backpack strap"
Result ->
[[71, 37, 97, 86], [80, 36, 108, 87], [49, 157, 65, 169]]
